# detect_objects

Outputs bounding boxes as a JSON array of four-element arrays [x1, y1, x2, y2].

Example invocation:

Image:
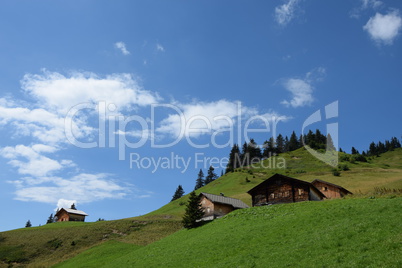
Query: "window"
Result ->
[[322, 187, 328, 191], [284, 191, 290, 197], [270, 193, 275, 199], [298, 189, 304, 195]]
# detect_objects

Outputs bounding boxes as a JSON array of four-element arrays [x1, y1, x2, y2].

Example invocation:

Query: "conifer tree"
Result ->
[[351, 147, 359, 155], [182, 191, 204, 229], [288, 131, 299, 151], [225, 144, 241, 173], [326, 134, 336, 151], [25, 220, 32, 228], [204, 166, 217, 184], [263, 137, 275, 158], [70, 203, 76, 210], [171, 185, 185, 202], [276, 134, 285, 154], [46, 213, 54, 224], [194, 169, 204, 190]]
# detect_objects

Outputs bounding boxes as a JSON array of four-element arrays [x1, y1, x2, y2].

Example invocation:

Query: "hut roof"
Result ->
[[56, 208, 88, 217], [312, 179, 353, 194], [200, 193, 249, 209]]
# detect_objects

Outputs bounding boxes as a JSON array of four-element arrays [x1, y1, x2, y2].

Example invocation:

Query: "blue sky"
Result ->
[[0, 0, 401, 231]]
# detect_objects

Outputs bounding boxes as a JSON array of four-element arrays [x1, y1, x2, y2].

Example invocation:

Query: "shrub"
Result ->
[[332, 169, 340, 176]]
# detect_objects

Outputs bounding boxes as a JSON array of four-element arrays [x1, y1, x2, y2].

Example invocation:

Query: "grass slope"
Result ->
[[1, 148, 401, 267], [0, 219, 181, 267], [60, 197, 402, 268], [143, 148, 402, 220]]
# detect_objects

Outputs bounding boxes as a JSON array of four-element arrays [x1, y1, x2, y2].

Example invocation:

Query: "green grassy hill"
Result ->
[[58, 197, 402, 268], [1, 148, 401, 267]]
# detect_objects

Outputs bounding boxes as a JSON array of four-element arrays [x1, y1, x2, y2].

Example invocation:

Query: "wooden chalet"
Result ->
[[199, 192, 249, 221], [247, 174, 326, 206], [55, 208, 88, 222], [312, 179, 352, 199]]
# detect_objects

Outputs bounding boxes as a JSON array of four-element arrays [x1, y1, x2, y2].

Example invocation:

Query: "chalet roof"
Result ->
[[247, 173, 312, 194], [247, 173, 327, 199], [200, 193, 249, 209], [56, 208, 88, 217], [312, 179, 353, 194]]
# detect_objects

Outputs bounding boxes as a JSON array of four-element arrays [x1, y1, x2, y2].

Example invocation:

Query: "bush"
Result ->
[[332, 169, 341, 176], [338, 164, 349, 171]]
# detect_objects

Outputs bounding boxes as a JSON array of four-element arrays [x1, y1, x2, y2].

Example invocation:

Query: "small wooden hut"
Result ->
[[199, 192, 249, 221], [311, 179, 352, 199], [55, 208, 88, 222]]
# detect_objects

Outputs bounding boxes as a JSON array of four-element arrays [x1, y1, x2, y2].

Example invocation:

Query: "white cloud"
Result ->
[[281, 68, 325, 108], [22, 70, 160, 114], [281, 79, 313, 108], [156, 100, 290, 139], [156, 43, 165, 52], [274, 0, 300, 26], [114, 41, 130, 55], [157, 100, 252, 138], [13, 173, 131, 204], [363, 10, 402, 45], [350, 0, 383, 19], [56, 199, 77, 210], [0, 144, 72, 177]]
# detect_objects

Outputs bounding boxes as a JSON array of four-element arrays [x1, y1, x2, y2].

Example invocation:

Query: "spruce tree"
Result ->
[[262, 137, 275, 158], [182, 191, 204, 229], [46, 213, 54, 224], [25, 220, 32, 228], [171, 185, 185, 202], [288, 131, 299, 151], [351, 147, 359, 155], [70, 203, 76, 210], [204, 166, 217, 184], [326, 134, 336, 151], [194, 169, 204, 190], [225, 144, 241, 173], [275, 134, 285, 154]]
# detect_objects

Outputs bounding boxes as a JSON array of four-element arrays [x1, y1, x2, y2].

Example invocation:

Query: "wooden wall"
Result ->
[[312, 181, 343, 199], [251, 178, 311, 206]]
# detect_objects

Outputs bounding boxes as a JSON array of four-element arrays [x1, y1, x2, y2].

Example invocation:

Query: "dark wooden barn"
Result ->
[[199, 193, 249, 221], [55, 208, 88, 222], [312, 179, 352, 199], [247, 174, 326, 206]]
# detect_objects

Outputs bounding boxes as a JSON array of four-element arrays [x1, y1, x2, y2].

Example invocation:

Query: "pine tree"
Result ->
[[171, 185, 185, 202], [262, 137, 275, 158], [25, 220, 32, 228], [182, 191, 204, 229], [194, 169, 204, 190], [46, 213, 54, 224], [204, 166, 217, 184], [276, 134, 285, 154], [248, 139, 262, 160], [225, 144, 241, 173], [326, 134, 336, 151], [351, 147, 359, 155], [70, 203, 76, 210], [288, 131, 299, 151]]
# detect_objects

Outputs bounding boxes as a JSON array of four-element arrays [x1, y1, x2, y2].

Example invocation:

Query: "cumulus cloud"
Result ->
[[22, 70, 160, 114], [13, 173, 130, 204], [281, 68, 325, 108], [156, 100, 290, 138], [114, 41, 130, 55], [0, 144, 72, 177], [274, 0, 300, 26], [363, 10, 402, 45], [57, 199, 77, 210]]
